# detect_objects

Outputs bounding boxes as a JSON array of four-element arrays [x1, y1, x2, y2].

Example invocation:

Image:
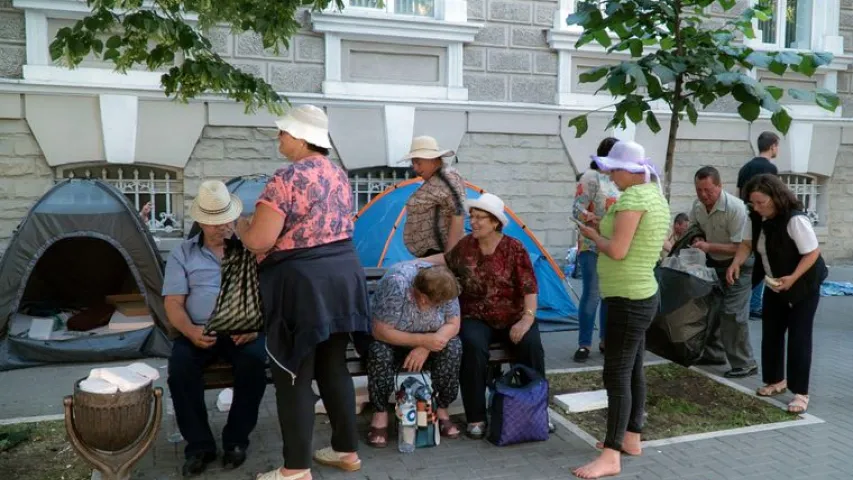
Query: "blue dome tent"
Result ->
[[353, 178, 578, 332]]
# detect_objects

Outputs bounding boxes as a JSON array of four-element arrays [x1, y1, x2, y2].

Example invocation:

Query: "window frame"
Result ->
[[753, 0, 816, 51], [342, 0, 438, 19], [778, 172, 823, 226]]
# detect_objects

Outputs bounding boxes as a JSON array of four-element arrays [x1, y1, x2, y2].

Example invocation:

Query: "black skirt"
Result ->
[[258, 239, 370, 380]]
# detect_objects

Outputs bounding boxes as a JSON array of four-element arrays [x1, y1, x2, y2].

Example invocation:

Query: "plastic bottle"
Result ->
[[396, 396, 417, 453]]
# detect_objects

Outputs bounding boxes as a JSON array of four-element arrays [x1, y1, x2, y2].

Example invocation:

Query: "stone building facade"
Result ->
[[1, 0, 853, 261]]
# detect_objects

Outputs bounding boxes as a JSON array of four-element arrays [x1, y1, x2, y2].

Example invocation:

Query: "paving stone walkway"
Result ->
[[3, 269, 853, 479]]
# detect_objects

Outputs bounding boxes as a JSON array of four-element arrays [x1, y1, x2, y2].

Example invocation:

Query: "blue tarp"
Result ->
[[353, 180, 578, 332]]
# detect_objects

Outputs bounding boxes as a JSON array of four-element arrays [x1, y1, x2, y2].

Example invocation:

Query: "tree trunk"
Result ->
[[664, 76, 683, 203], [664, 0, 684, 203]]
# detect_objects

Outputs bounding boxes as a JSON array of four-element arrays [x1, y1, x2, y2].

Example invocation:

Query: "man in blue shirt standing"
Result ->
[[163, 180, 267, 477], [737, 132, 781, 319]]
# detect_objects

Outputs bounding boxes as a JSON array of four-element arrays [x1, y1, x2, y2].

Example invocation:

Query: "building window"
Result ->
[[756, 0, 813, 49], [780, 173, 821, 225], [347, 0, 435, 17], [57, 165, 184, 236], [349, 167, 412, 214]]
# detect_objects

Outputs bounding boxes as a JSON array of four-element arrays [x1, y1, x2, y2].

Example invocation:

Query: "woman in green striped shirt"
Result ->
[[572, 141, 670, 480]]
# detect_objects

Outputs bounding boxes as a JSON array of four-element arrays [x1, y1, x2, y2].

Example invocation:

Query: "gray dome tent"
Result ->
[[187, 174, 270, 238], [0, 179, 171, 370]]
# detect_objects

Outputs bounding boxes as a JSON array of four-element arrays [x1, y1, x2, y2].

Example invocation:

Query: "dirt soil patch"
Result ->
[[548, 363, 796, 441], [0, 420, 91, 480]]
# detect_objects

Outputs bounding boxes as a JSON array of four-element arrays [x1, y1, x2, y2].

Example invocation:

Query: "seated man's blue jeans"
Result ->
[[578, 250, 607, 348], [168, 333, 268, 458]]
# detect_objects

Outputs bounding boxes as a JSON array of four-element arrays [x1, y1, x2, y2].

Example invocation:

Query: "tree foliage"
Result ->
[[566, 0, 839, 199], [49, 0, 344, 114]]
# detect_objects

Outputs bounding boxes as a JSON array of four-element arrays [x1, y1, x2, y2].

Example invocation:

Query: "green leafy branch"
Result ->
[[49, 0, 344, 114], [564, 0, 839, 200]]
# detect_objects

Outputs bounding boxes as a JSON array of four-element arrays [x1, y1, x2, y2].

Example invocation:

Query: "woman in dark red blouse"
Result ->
[[428, 193, 544, 439]]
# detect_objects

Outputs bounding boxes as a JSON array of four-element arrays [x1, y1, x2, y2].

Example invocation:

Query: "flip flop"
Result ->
[[312, 447, 361, 472]]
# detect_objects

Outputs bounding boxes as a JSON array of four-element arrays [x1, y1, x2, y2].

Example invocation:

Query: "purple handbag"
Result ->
[[486, 364, 550, 446]]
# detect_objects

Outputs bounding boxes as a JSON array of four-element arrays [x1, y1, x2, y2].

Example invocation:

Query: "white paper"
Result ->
[[127, 362, 160, 381], [79, 378, 119, 394], [27, 318, 55, 340], [93, 367, 151, 392], [217, 388, 233, 412]]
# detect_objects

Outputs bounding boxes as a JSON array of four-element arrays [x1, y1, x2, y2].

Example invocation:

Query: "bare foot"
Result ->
[[572, 449, 621, 479], [595, 432, 642, 456]]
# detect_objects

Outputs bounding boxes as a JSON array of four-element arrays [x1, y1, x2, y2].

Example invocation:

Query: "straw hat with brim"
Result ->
[[401, 136, 455, 161], [274, 104, 332, 149], [464, 193, 509, 228], [189, 180, 243, 226]]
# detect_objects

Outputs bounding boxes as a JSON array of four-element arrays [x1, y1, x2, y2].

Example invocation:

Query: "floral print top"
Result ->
[[370, 260, 461, 333], [572, 170, 620, 253], [255, 155, 353, 262], [444, 235, 537, 329]]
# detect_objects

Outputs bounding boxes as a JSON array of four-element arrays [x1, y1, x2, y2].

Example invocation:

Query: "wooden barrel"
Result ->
[[71, 379, 153, 452]]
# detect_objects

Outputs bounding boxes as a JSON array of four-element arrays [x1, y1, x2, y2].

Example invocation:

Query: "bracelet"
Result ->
[[523, 309, 535, 318]]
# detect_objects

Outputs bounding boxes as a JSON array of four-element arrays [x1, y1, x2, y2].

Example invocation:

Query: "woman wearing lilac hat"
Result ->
[[572, 141, 670, 479]]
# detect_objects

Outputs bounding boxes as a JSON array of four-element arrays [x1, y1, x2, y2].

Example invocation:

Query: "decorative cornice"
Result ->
[[312, 11, 482, 45]]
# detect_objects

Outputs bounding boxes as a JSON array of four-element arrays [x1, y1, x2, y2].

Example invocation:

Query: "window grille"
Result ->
[[58, 165, 184, 235]]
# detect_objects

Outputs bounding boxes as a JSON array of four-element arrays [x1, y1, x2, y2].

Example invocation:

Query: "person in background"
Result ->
[[689, 166, 758, 378], [237, 105, 370, 480], [425, 193, 544, 440], [365, 262, 462, 447], [402, 136, 467, 257], [573, 141, 670, 479], [163, 181, 267, 477], [661, 212, 689, 258], [737, 131, 780, 319], [737, 131, 780, 201], [727, 174, 827, 414], [571, 137, 621, 363]]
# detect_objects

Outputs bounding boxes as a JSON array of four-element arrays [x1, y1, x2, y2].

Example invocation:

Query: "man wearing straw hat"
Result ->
[[163, 180, 268, 477], [402, 136, 467, 257]]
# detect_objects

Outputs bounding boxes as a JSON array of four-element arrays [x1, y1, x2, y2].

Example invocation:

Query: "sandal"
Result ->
[[312, 447, 361, 472], [466, 423, 485, 439], [366, 426, 388, 448], [788, 394, 809, 414], [439, 419, 460, 439], [756, 381, 787, 397], [256, 469, 310, 480]]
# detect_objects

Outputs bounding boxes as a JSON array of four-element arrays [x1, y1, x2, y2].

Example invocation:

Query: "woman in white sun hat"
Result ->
[[236, 105, 369, 480], [402, 135, 467, 257], [425, 192, 544, 439], [571, 141, 670, 480]]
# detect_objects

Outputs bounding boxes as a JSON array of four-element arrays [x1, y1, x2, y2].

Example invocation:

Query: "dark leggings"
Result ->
[[270, 333, 359, 470], [602, 294, 659, 451], [761, 288, 819, 395]]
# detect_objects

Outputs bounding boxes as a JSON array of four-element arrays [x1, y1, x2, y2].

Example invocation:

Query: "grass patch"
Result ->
[[548, 363, 796, 441], [0, 421, 91, 480]]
